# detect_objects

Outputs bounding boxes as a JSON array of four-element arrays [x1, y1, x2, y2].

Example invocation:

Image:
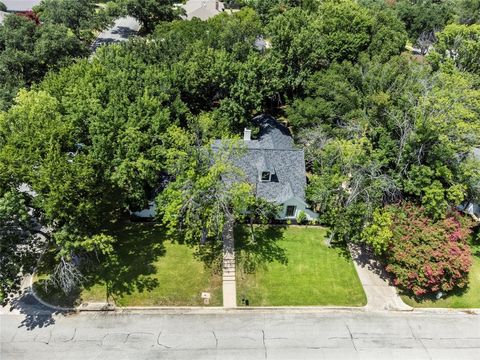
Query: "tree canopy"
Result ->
[[0, 0, 479, 300]]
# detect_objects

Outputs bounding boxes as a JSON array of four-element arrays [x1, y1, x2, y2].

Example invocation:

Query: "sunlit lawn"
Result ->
[[235, 226, 366, 306], [400, 242, 480, 308], [34, 223, 222, 307]]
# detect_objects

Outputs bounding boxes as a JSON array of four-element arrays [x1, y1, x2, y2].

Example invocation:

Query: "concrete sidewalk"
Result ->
[[222, 221, 237, 308], [349, 244, 412, 311]]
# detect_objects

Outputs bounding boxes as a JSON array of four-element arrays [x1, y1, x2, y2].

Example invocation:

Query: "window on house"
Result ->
[[286, 205, 296, 217], [261, 171, 271, 182]]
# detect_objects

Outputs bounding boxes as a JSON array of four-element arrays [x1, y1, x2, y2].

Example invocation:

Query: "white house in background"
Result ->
[[0, 11, 8, 24], [179, 0, 225, 21], [460, 148, 480, 222], [212, 115, 319, 221], [2, 0, 41, 12]]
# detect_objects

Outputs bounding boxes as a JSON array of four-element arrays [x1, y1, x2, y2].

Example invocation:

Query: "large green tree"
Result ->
[[267, 0, 407, 93], [0, 190, 40, 304], [36, 0, 113, 42], [429, 23, 480, 74], [291, 56, 480, 240], [122, 0, 183, 33]]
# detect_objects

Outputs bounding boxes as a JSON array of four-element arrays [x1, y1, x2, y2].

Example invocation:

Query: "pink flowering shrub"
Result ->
[[385, 203, 474, 297]]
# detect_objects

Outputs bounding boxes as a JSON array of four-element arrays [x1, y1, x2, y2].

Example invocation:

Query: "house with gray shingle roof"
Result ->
[[131, 115, 318, 220], [213, 115, 318, 221]]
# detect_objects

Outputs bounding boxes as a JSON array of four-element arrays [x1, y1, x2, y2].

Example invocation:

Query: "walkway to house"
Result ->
[[222, 221, 237, 307], [349, 243, 412, 311]]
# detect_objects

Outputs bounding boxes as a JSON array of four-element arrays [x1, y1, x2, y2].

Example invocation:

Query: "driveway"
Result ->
[[350, 243, 411, 311], [1, 309, 479, 359], [91, 16, 141, 51]]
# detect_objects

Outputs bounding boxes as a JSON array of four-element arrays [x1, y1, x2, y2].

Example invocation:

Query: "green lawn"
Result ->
[[400, 242, 480, 308], [235, 226, 366, 306], [34, 223, 222, 307]]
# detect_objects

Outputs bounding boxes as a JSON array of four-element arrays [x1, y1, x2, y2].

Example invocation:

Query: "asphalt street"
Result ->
[[1, 309, 480, 359]]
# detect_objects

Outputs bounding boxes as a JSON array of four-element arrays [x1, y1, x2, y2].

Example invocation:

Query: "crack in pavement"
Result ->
[[212, 330, 218, 349], [101, 332, 127, 346], [262, 330, 267, 359], [60, 328, 76, 342], [156, 331, 171, 349], [345, 324, 358, 352]]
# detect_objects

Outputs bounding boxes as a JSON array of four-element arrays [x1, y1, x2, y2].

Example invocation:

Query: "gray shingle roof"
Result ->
[[213, 115, 307, 204]]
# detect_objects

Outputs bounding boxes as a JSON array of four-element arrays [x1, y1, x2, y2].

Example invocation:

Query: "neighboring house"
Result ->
[[2, 0, 41, 12], [179, 0, 225, 21], [0, 11, 8, 24], [213, 115, 319, 221], [460, 147, 480, 221]]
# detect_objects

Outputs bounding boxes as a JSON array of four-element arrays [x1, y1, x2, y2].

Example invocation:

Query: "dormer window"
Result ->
[[261, 171, 271, 182]]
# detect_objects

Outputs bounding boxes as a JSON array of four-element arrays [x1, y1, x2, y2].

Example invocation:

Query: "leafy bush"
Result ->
[[385, 203, 474, 297], [361, 208, 393, 255], [296, 210, 307, 224]]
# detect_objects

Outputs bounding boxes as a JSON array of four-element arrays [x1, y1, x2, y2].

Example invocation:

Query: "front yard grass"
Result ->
[[235, 226, 366, 306], [34, 223, 222, 307], [400, 242, 480, 308]]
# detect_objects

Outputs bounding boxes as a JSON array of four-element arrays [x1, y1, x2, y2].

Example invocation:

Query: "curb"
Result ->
[[23, 276, 480, 316], [412, 307, 480, 315], [28, 274, 76, 313], [116, 305, 369, 313]]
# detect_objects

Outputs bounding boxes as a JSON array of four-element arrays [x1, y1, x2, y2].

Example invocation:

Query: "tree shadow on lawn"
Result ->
[[36, 222, 167, 306], [234, 225, 288, 273], [84, 222, 166, 303]]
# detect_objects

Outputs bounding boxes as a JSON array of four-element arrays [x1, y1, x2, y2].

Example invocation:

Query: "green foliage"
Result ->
[[158, 136, 265, 264], [122, 0, 182, 33], [456, 0, 480, 25], [296, 210, 307, 224], [361, 208, 393, 255], [0, 1, 106, 110], [385, 203, 475, 297], [0, 190, 38, 304], [0, 16, 86, 109], [0, 2, 6, 12], [267, 0, 407, 92], [295, 55, 480, 239], [393, 0, 456, 41], [1, 1, 479, 301], [429, 23, 480, 74], [36, 0, 113, 42]]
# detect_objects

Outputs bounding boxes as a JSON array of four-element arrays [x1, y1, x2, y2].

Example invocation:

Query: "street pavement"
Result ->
[[1, 309, 479, 359]]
